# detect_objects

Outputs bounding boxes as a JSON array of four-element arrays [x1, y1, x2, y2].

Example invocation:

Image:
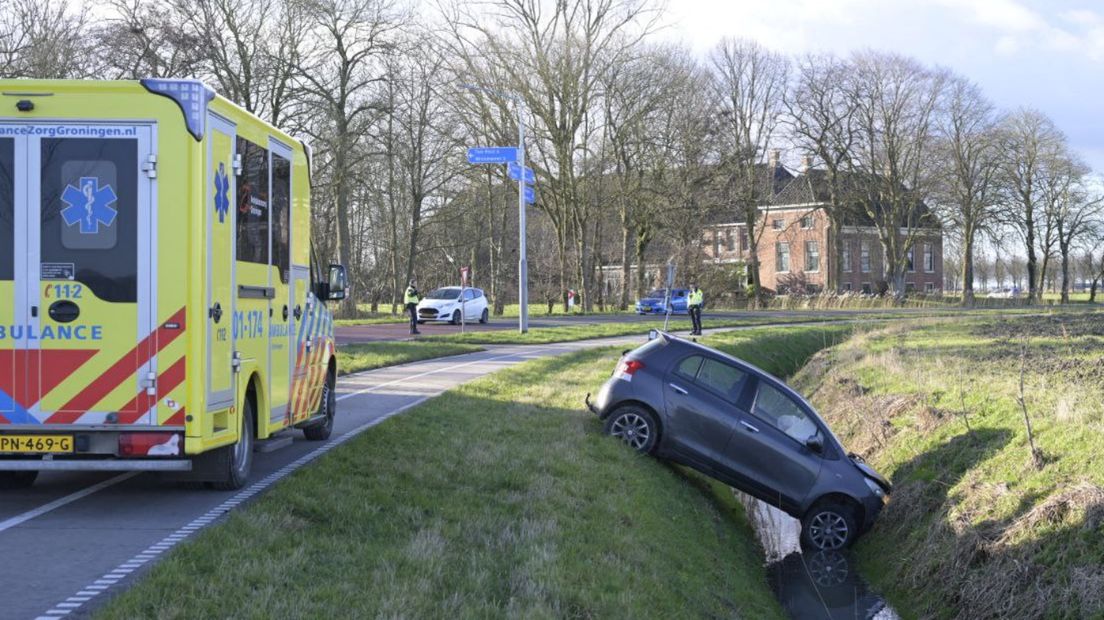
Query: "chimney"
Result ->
[[802, 155, 813, 173], [769, 149, 781, 170]]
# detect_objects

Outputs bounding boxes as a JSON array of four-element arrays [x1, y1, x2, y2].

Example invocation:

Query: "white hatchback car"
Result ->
[[416, 287, 490, 325]]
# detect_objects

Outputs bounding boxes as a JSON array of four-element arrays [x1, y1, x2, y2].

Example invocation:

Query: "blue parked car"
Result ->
[[635, 288, 690, 315]]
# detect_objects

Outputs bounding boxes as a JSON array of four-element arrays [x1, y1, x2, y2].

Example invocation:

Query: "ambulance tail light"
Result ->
[[119, 432, 182, 457]]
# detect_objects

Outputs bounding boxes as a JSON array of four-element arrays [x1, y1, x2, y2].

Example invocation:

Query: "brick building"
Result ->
[[704, 160, 943, 295]]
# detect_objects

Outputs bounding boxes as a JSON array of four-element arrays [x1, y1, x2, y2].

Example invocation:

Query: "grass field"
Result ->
[[790, 315, 1104, 618], [337, 341, 483, 376], [96, 324, 857, 620]]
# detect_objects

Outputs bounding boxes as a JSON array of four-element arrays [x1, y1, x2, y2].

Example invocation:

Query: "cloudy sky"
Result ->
[[660, 0, 1104, 172]]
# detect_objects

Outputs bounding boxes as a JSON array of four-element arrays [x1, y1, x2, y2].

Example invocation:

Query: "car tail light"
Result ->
[[119, 432, 182, 457], [614, 359, 645, 382]]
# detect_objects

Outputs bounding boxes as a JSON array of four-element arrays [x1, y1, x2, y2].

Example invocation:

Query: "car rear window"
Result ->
[[696, 358, 747, 402]]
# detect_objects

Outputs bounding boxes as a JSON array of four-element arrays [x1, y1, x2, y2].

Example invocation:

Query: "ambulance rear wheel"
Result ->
[[0, 470, 38, 489], [210, 399, 254, 491], [303, 369, 336, 441]]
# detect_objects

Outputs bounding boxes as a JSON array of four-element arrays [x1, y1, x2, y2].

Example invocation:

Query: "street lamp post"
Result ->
[[462, 84, 529, 334]]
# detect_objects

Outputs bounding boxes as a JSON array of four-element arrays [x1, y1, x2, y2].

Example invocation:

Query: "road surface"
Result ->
[[0, 338, 649, 620]]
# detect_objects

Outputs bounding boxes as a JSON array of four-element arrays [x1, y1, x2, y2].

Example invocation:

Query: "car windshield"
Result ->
[[644, 289, 667, 298], [426, 287, 461, 300]]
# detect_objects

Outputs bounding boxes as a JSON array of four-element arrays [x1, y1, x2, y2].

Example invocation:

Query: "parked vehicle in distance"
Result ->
[[416, 287, 489, 325], [635, 288, 690, 315], [586, 332, 891, 550]]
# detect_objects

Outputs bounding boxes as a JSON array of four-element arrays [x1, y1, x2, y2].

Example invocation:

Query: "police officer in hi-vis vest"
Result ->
[[404, 280, 421, 335], [688, 285, 704, 336]]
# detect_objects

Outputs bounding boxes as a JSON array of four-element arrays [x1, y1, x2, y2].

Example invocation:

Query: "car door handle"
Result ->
[[740, 420, 760, 433], [668, 383, 688, 395]]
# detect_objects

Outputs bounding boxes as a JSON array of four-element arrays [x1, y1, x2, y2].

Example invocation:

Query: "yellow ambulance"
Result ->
[[0, 79, 347, 489]]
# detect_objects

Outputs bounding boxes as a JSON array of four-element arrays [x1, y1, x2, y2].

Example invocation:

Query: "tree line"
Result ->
[[3, 0, 1101, 313]]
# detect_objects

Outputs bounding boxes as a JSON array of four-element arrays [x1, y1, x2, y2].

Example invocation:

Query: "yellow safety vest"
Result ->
[[404, 287, 419, 305], [689, 289, 703, 306]]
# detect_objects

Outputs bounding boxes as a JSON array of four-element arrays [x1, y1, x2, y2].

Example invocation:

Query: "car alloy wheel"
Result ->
[[808, 510, 850, 550], [610, 412, 651, 451]]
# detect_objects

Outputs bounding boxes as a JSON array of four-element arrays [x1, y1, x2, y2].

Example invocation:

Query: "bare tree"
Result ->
[[0, 0, 91, 79], [996, 109, 1069, 303], [933, 75, 1002, 306], [849, 52, 947, 299], [1052, 171, 1103, 303], [711, 38, 789, 306], [93, 0, 202, 79], [293, 0, 404, 315]]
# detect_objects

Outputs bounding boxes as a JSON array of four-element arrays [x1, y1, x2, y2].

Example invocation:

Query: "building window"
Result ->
[[925, 282, 935, 293], [906, 281, 916, 292], [805, 240, 819, 272], [741, 228, 749, 252], [860, 241, 871, 273], [844, 282, 853, 291], [772, 218, 784, 230], [800, 215, 813, 229], [861, 282, 871, 294], [906, 247, 915, 272], [726, 229, 735, 252], [924, 243, 934, 272], [776, 242, 790, 272], [713, 230, 720, 257], [842, 242, 852, 273]]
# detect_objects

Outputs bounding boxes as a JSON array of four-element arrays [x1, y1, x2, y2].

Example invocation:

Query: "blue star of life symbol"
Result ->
[[61, 177, 118, 234], [214, 163, 230, 224]]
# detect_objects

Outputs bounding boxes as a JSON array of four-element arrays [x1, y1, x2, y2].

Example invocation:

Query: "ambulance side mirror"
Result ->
[[320, 264, 348, 301]]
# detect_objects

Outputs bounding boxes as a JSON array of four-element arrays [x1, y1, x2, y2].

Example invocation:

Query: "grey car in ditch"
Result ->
[[586, 331, 891, 550]]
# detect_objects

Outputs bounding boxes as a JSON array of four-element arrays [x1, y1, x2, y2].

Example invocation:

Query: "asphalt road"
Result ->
[[0, 338, 649, 620]]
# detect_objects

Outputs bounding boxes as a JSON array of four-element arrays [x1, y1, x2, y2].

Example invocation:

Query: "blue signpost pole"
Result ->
[[517, 103, 528, 333]]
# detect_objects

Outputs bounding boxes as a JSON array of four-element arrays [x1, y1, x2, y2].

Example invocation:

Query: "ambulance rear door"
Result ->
[[3, 122, 157, 426]]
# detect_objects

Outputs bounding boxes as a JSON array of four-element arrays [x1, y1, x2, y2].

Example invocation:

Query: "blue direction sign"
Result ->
[[523, 185, 536, 204], [467, 147, 518, 164], [508, 162, 536, 184]]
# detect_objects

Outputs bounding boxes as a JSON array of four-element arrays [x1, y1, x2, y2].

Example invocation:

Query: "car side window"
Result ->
[[695, 358, 747, 402], [463, 289, 475, 301], [673, 355, 703, 380], [754, 382, 819, 443]]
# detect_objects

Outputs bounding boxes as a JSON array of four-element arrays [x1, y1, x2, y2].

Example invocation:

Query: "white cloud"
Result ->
[[932, 0, 1104, 60]]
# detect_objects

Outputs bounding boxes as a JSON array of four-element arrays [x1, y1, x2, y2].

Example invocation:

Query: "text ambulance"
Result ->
[[0, 79, 347, 490]]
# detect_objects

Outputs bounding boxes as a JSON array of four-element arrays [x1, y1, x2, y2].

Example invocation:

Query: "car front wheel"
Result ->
[[801, 501, 859, 550], [603, 405, 659, 454]]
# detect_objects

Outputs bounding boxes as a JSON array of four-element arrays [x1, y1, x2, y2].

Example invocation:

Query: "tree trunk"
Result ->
[[961, 227, 976, 307], [333, 130, 356, 318], [1059, 239, 1071, 304], [619, 220, 632, 311]]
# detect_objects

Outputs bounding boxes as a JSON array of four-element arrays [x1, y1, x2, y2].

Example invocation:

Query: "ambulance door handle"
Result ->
[[30, 305, 38, 318], [209, 302, 222, 323], [293, 305, 302, 320], [283, 305, 289, 321]]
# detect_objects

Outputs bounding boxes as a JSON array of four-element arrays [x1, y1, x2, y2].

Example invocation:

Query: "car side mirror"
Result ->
[[805, 435, 824, 454], [648, 329, 659, 341], [324, 264, 348, 301]]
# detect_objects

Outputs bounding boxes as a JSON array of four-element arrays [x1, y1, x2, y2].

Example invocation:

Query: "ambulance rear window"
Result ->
[[0, 138, 12, 281], [40, 138, 138, 303]]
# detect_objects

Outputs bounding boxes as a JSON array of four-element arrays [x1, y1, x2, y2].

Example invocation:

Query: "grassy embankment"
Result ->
[[98, 324, 852, 619], [790, 314, 1104, 619], [337, 341, 484, 376]]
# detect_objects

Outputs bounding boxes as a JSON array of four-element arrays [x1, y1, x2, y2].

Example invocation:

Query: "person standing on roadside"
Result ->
[[404, 280, 421, 335], [688, 284, 704, 335]]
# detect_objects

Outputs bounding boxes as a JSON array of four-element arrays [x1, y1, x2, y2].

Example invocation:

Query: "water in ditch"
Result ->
[[740, 493, 901, 620]]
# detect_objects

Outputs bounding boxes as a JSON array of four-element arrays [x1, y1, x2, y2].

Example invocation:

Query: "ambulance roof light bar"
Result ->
[[140, 78, 216, 141]]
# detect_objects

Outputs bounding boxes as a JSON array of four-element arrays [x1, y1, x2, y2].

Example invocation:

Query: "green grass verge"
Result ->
[[789, 315, 1104, 619], [96, 324, 858, 620], [337, 341, 483, 376]]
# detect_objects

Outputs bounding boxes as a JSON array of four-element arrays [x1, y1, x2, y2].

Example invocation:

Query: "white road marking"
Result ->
[[0, 472, 139, 534]]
